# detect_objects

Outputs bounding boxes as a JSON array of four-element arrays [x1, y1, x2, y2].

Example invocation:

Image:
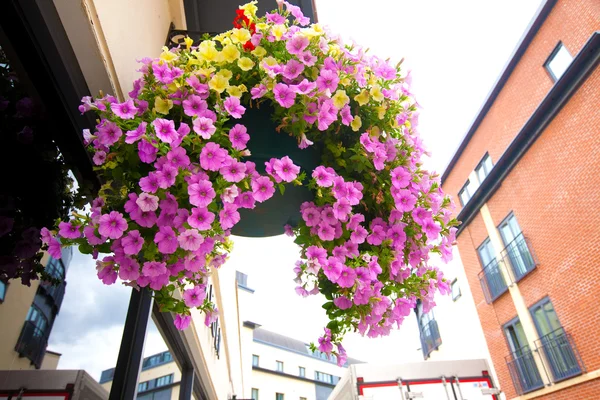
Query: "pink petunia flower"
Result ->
[[223, 96, 246, 119], [154, 226, 178, 254], [316, 69, 339, 93], [200, 143, 227, 171], [174, 314, 191, 330], [273, 83, 296, 108], [188, 207, 215, 231], [98, 211, 128, 239], [111, 99, 137, 119], [183, 285, 206, 308], [251, 176, 275, 203], [312, 166, 335, 187], [286, 35, 309, 55], [136, 192, 159, 212], [188, 180, 216, 208], [229, 124, 250, 150], [192, 117, 216, 139], [178, 229, 204, 251], [220, 159, 247, 183], [219, 203, 240, 230], [235, 191, 256, 209], [153, 118, 178, 144], [142, 261, 167, 277], [125, 122, 147, 144], [122, 230, 144, 255], [182, 95, 207, 117], [336, 266, 357, 288], [282, 59, 305, 80], [58, 221, 81, 239], [273, 156, 300, 182], [119, 257, 140, 281]]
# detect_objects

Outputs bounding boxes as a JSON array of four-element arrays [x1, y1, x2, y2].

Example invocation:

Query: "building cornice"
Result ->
[[441, 0, 557, 183], [455, 32, 600, 236], [253, 338, 348, 367], [252, 366, 336, 388]]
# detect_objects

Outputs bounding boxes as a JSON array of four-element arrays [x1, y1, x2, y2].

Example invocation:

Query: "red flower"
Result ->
[[243, 41, 256, 52], [232, 9, 258, 52]]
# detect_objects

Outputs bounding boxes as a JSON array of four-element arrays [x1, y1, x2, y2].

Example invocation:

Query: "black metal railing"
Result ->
[[39, 281, 66, 312], [15, 321, 49, 369], [478, 258, 508, 303], [419, 320, 442, 359], [536, 329, 583, 383], [502, 234, 538, 282], [506, 346, 545, 395]]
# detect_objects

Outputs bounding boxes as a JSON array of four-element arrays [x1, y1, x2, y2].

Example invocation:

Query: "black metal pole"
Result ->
[[179, 367, 194, 400], [109, 287, 153, 400]]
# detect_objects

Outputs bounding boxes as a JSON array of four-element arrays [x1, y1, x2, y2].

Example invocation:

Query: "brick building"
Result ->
[[440, 0, 600, 399]]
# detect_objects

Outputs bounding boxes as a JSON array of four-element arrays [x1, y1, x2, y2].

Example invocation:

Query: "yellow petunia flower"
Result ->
[[197, 41, 220, 62], [332, 90, 350, 109], [209, 74, 229, 93], [240, 1, 258, 18], [351, 116, 362, 132], [160, 47, 177, 63], [231, 28, 251, 44], [370, 85, 384, 102], [255, 22, 268, 32], [251, 46, 267, 58], [371, 126, 381, 136], [376, 105, 387, 119], [154, 97, 173, 114], [222, 44, 241, 63], [197, 66, 216, 78], [184, 37, 194, 50], [227, 85, 244, 97], [354, 90, 370, 106], [216, 69, 233, 80], [238, 57, 255, 71], [261, 56, 278, 70], [340, 77, 352, 87], [272, 25, 287, 40]]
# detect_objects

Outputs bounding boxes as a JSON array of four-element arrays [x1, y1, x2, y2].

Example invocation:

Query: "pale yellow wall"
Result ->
[[250, 340, 349, 400], [0, 254, 50, 371], [252, 369, 316, 400], [41, 352, 61, 370], [89, 0, 183, 98]]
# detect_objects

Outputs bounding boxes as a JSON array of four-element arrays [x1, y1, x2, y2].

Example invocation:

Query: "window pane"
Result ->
[[276, 394, 284, 400], [276, 361, 283, 372], [252, 355, 259, 366], [478, 240, 494, 266], [467, 179, 479, 195], [0, 280, 5, 301], [451, 280, 461, 300], [299, 367, 305, 377], [547, 44, 573, 81], [484, 155, 493, 174], [252, 388, 259, 400], [459, 188, 470, 206]]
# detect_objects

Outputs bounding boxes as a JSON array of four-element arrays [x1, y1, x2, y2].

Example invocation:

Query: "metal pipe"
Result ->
[[454, 376, 464, 400], [109, 288, 153, 400], [441, 376, 451, 400]]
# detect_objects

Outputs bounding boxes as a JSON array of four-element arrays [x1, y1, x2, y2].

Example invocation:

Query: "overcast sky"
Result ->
[[48, 0, 544, 381]]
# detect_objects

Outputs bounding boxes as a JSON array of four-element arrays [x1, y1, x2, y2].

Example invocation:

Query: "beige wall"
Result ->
[[53, 0, 185, 100], [250, 340, 349, 400], [0, 254, 50, 371], [41, 352, 61, 370]]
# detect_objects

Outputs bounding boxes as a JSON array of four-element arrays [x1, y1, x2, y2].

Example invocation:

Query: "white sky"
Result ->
[[48, 0, 544, 381]]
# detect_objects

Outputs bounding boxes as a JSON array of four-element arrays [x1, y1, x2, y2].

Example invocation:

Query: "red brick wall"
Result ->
[[442, 0, 600, 398], [443, 0, 600, 209], [530, 378, 600, 399]]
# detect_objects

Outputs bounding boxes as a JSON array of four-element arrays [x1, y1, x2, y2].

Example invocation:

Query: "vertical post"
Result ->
[[109, 287, 153, 400], [397, 378, 405, 400], [179, 367, 194, 400]]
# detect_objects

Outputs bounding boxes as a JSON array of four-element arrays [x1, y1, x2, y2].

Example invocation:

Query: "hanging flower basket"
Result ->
[[40, 1, 459, 363]]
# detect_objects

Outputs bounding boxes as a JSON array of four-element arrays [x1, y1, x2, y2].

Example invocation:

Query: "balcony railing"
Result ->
[[506, 346, 544, 395], [536, 329, 583, 383], [39, 281, 66, 312], [478, 258, 508, 303], [419, 320, 442, 359], [15, 321, 49, 369], [502, 233, 538, 282]]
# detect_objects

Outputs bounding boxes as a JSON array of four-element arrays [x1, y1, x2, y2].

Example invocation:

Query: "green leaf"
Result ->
[[278, 183, 286, 195]]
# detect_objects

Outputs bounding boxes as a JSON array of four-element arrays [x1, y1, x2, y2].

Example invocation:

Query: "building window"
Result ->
[[142, 351, 173, 370], [298, 366, 305, 377], [138, 374, 173, 394], [138, 382, 148, 392], [44, 257, 65, 280], [544, 42, 573, 82], [251, 388, 259, 400], [451, 279, 461, 301], [275, 394, 284, 400], [155, 374, 173, 387], [475, 153, 493, 184], [315, 371, 334, 384], [252, 354, 259, 367], [477, 238, 508, 302], [503, 317, 544, 394], [0, 280, 6, 302], [416, 301, 442, 359], [276, 360, 283, 372], [529, 298, 582, 381], [458, 179, 478, 206], [236, 270, 248, 287], [498, 214, 536, 281]]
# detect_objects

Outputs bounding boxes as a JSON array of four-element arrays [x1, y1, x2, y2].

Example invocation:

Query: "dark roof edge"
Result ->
[[455, 32, 600, 236], [440, 0, 558, 183], [243, 321, 261, 329]]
